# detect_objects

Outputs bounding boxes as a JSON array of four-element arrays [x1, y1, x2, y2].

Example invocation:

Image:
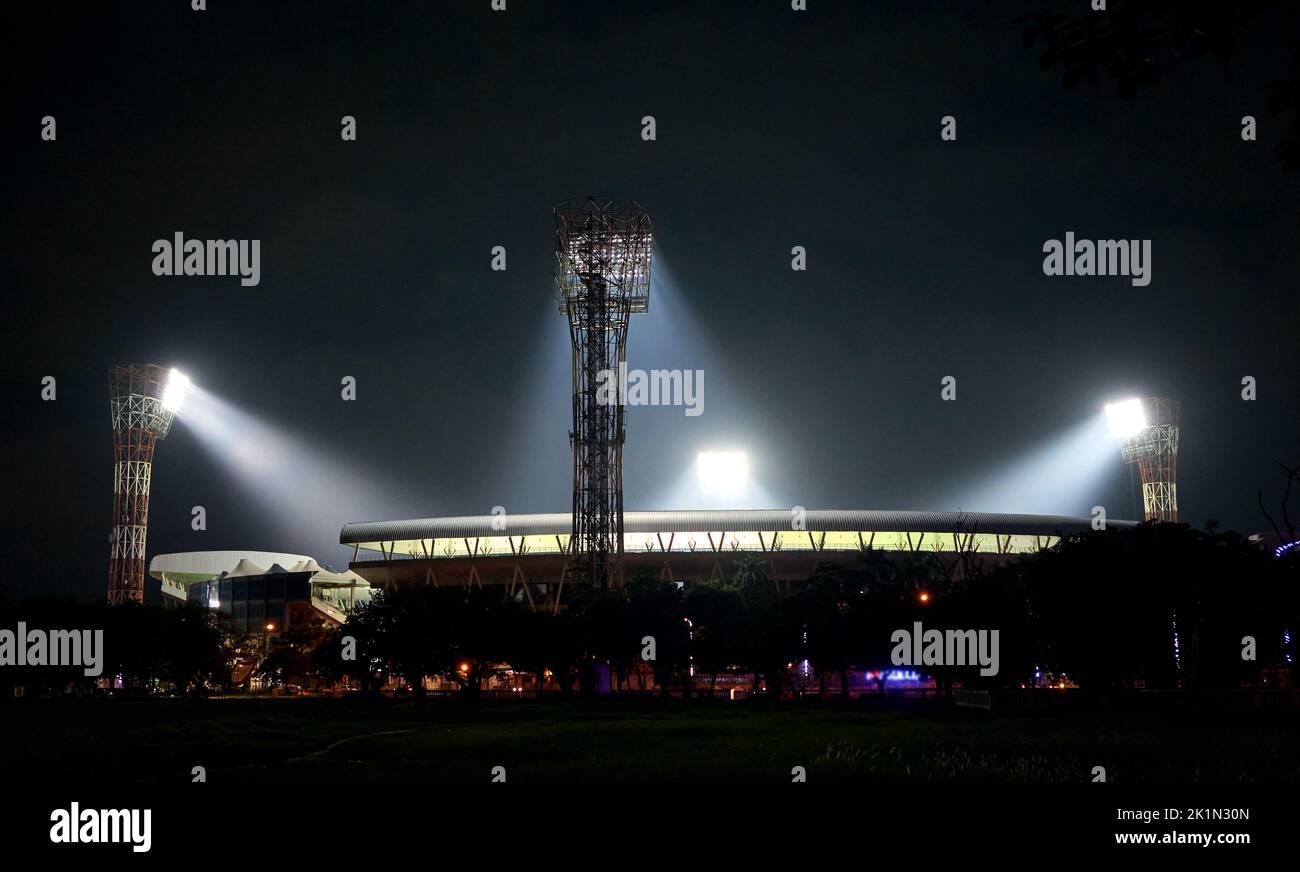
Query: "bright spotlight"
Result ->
[[162, 369, 191, 412], [1105, 398, 1146, 438], [697, 450, 749, 496]]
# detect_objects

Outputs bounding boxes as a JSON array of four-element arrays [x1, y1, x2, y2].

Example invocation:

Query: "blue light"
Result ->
[[885, 669, 919, 682]]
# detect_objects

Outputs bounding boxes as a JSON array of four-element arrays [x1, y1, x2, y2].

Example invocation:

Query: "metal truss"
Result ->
[[107, 364, 177, 604], [1120, 397, 1180, 523], [554, 198, 653, 591]]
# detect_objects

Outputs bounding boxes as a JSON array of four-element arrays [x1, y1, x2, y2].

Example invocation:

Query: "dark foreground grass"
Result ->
[[2, 697, 1297, 782]]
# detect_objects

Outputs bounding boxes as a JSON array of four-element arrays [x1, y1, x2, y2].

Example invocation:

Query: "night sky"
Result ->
[[5, 1, 1298, 602]]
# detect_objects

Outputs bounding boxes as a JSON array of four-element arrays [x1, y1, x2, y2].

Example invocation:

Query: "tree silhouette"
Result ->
[[1019, 0, 1298, 171]]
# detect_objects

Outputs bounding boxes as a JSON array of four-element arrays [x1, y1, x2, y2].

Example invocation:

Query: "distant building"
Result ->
[[149, 551, 371, 631]]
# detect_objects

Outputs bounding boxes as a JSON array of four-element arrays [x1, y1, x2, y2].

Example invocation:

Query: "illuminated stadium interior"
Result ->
[[340, 509, 1136, 610]]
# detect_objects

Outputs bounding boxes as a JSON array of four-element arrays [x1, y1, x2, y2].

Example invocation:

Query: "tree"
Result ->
[[1019, 1, 1299, 171], [325, 586, 515, 699], [726, 555, 798, 696], [1015, 524, 1291, 689], [625, 571, 690, 697], [683, 584, 744, 697], [259, 618, 329, 689], [316, 600, 388, 696], [578, 591, 640, 693], [1258, 454, 1299, 546], [791, 564, 867, 699]]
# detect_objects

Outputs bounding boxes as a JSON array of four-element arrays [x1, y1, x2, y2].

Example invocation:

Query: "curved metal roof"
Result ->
[[340, 509, 1134, 544]]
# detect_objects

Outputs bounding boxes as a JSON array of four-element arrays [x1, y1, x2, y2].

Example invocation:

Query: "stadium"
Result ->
[[149, 550, 368, 629], [338, 509, 1137, 612], [147, 510, 1136, 618], [134, 200, 1166, 617]]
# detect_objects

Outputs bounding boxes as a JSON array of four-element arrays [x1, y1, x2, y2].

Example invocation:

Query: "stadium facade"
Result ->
[[340, 509, 1134, 612], [149, 551, 371, 630]]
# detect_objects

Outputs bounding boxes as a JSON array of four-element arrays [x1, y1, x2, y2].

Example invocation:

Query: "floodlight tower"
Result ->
[[554, 198, 653, 591], [1112, 397, 1180, 523], [107, 364, 188, 604]]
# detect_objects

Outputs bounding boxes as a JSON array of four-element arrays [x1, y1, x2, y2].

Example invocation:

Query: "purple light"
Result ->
[[863, 669, 923, 683], [1274, 539, 1300, 558]]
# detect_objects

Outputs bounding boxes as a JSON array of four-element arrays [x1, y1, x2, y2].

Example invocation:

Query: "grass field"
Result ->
[[3, 698, 1298, 782]]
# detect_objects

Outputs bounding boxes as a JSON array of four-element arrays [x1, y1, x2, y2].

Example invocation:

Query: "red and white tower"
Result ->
[[1110, 396, 1180, 523], [108, 364, 188, 604]]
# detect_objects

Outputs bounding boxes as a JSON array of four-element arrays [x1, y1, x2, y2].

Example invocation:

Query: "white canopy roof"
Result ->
[[228, 558, 266, 577], [149, 550, 313, 583]]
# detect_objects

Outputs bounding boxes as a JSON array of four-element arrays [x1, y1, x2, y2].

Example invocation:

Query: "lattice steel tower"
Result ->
[[554, 198, 653, 590], [1120, 397, 1180, 523], [108, 364, 185, 604]]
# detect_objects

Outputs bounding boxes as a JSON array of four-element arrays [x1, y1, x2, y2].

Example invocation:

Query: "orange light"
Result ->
[[265, 623, 276, 632], [918, 592, 930, 604], [458, 662, 470, 673]]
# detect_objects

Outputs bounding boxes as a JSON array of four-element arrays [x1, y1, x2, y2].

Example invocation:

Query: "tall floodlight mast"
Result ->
[[554, 198, 653, 591], [108, 364, 188, 604], [1113, 396, 1180, 522]]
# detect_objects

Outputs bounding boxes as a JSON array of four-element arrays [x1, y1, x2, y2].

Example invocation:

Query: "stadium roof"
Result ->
[[341, 509, 1134, 547], [150, 550, 365, 587], [149, 550, 312, 584]]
